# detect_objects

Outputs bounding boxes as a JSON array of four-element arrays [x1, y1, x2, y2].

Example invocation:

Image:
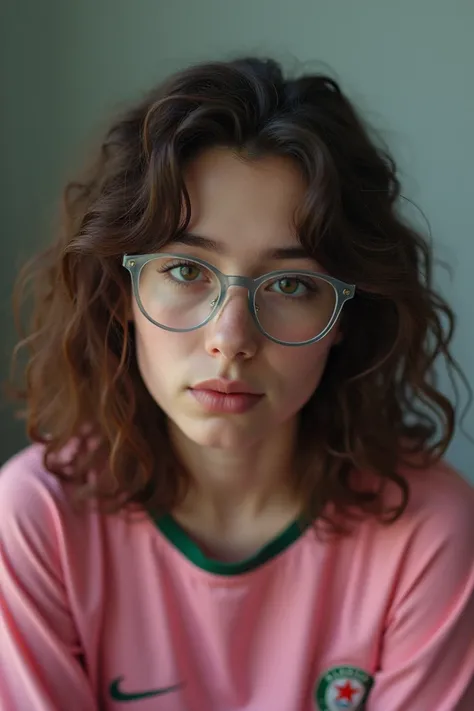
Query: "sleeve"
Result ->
[[0, 454, 99, 711], [367, 479, 474, 711]]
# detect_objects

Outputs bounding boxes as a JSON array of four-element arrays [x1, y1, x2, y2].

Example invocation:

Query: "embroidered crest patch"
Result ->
[[315, 665, 373, 710]]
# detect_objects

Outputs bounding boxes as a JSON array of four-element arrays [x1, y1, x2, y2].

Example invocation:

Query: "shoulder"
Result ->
[[0, 444, 64, 511], [353, 457, 474, 535], [396, 459, 474, 541], [0, 443, 79, 551], [346, 460, 474, 586], [351, 458, 474, 542], [371, 460, 474, 595]]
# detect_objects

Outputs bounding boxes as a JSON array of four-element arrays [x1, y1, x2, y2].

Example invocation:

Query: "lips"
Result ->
[[189, 379, 263, 414], [191, 379, 262, 395]]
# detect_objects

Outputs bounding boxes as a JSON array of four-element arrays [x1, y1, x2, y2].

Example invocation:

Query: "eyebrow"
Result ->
[[171, 232, 310, 260]]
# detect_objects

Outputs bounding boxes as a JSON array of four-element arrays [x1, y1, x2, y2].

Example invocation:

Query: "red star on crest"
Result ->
[[335, 680, 359, 702]]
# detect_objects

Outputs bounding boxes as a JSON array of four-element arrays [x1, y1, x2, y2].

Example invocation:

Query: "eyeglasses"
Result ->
[[123, 253, 355, 346]]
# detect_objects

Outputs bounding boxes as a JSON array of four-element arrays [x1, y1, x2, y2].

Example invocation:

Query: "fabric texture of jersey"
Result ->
[[1, 443, 474, 710]]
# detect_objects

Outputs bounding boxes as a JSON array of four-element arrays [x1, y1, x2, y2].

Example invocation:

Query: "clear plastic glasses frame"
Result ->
[[123, 252, 355, 346]]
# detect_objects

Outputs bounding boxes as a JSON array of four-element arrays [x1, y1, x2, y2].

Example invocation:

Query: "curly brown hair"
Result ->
[[9, 57, 468, 532]]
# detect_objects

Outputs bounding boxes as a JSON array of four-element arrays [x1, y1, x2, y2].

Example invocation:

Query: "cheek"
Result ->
[[270, 334, 336, 402], [133, 311, 179, 392], [132, 307, 201, 402]]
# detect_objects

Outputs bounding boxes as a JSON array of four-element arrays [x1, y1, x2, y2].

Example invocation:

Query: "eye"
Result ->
[[172, 263, 201, 282], [270, 277, 308, 296], [159, 261, 204, 282]]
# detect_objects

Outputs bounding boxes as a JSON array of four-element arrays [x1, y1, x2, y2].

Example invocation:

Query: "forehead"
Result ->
[[183, 148, 307, 254]]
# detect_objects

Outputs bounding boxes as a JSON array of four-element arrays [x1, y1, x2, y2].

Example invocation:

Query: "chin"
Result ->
[[177, 415, 271, 451]]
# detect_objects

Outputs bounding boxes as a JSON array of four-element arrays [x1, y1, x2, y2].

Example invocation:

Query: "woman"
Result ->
[[1, 57, 473, 711]]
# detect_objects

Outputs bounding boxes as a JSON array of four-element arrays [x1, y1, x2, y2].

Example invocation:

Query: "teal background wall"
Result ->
[[1, 0, 69, 458], [1, 0, 473, 479]]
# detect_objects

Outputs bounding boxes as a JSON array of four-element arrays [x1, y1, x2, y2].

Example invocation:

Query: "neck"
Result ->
[[169, 417, 300, 527]]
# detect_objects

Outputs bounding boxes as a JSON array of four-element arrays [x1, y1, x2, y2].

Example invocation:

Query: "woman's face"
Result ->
[[132, 148, 340, 450]]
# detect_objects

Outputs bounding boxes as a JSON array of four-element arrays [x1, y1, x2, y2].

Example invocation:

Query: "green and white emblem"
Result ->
[[315, 665, 373, 711]]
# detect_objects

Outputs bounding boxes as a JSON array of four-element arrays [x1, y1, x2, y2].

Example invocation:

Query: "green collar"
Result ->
[[152, 512, 310, 576]]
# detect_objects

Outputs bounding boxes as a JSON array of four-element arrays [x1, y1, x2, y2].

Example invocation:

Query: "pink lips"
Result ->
[[189, 379, 263, 414]]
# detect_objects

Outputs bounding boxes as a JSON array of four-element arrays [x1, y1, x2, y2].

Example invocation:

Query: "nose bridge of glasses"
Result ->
[[213, 275, 257, 318], [218, 274, 257, 303], [224, 274, 255, 290]]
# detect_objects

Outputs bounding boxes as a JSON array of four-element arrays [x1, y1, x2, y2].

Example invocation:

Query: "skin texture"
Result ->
[[132, 148, 341, 548]]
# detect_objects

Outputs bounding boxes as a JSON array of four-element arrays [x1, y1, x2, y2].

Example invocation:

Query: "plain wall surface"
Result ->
[[1, 0, 473, 479], [1, 0, 69, 459]]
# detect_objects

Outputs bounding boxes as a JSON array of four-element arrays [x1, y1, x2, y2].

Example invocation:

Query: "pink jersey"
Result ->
[[1, 444, 474, 711]]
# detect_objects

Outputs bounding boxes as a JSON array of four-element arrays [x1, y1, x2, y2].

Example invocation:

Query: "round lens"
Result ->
[[138, 256, 221, 330], [255, 273, 337, 343]]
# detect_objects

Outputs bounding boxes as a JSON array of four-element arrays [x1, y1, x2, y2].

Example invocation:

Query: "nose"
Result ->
[[204, 287, 260, 361]]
